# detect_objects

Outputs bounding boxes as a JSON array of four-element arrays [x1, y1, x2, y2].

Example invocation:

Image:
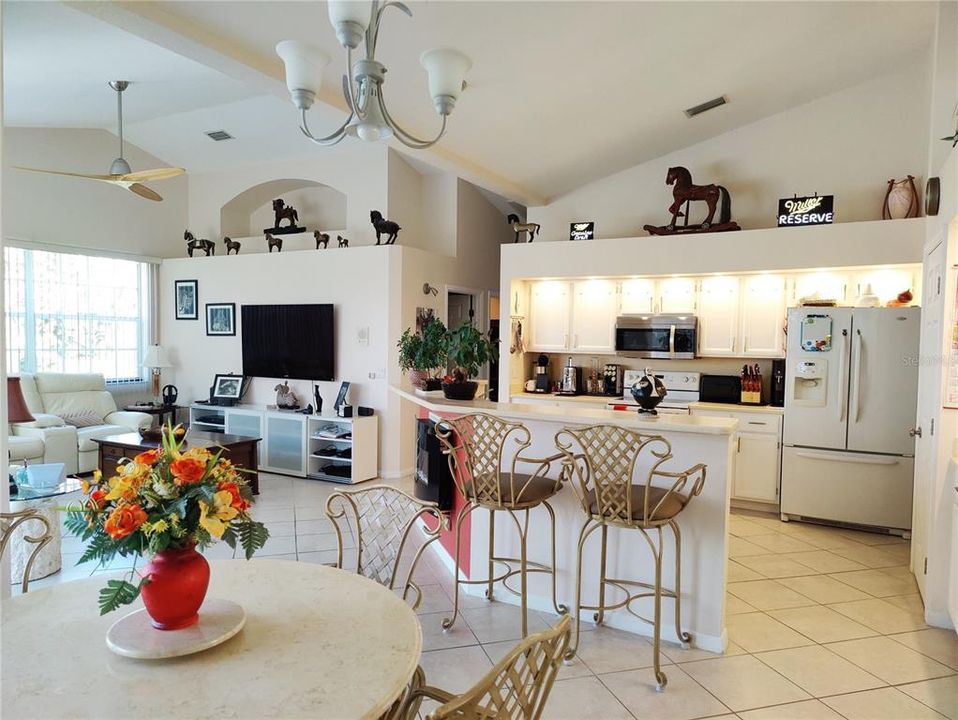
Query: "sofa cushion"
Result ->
[[41, 391, 117, 423], [8, 435, 44, 462], [34, 373, 108, 393], [76, 425, 128, 452], [17, 374, 44, 415], [62, 412, 104, 428]]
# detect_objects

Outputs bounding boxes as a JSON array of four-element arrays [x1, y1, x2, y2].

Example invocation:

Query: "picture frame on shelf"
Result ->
[[206, 303, 236, 336], [211, 373, 244, 402], [175, 280, 198, 320]]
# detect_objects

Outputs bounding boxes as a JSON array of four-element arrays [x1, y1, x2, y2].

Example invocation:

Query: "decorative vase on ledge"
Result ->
[[140, 545, 211, 630], [442, 381, 479, 401]]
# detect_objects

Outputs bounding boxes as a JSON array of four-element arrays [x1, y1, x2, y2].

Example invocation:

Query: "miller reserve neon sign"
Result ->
[[778, 194, 834, 227]]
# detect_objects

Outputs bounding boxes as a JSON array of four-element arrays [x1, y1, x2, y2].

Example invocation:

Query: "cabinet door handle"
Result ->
[[737, 437, 741, 453]]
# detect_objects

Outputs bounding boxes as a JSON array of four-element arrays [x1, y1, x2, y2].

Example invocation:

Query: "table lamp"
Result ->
[[143, 345, 173, 403], [8, 377, 35, 495]]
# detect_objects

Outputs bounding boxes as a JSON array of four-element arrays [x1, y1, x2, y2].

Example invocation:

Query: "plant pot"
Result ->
[[422, 378, 442, 391], [140, 546, 210, 630], [407, 369, 428, 389], [442, 381, 479, 401]]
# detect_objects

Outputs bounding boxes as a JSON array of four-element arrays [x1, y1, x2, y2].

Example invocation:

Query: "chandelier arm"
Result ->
[[369, 1, 411, 58], [379, 91, 447, 149], [300, 108, 353, 146]]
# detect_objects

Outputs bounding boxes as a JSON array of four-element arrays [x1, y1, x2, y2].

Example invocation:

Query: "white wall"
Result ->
[[247, 186, 346, 239], [2, 127, 188, 258], [528, 59, 932, 240]]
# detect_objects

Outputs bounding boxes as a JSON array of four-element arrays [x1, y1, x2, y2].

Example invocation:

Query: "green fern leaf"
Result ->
[[98, 578, 146, 615], [238, 521, 270, 560]]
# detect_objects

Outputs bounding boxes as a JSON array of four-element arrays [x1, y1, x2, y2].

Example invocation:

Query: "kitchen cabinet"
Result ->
[[619, 279, 656, 314], [571, 280, 616, 352], [740, 275, 786, 358], [789, 271, 849, 306], [658, 278, 697, 314], [528, 281, 571, 351], [619, 278, 696, 314], [697, 276, 740, 356]]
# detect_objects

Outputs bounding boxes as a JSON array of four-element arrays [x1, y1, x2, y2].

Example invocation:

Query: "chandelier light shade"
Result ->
[[276, 40, 331, 111], [277, 0, 471, 149], [7, 377, 35, 425]]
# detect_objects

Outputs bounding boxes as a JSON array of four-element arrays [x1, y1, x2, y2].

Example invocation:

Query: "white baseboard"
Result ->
[[925, 608, 956, 630], [379, 467, 415, 480]]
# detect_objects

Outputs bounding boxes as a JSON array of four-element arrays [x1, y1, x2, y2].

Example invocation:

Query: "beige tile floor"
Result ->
[[35, 475, 958, 719]]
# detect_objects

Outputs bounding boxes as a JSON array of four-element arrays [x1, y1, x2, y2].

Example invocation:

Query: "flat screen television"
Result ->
[[241, 304, 334, 381]]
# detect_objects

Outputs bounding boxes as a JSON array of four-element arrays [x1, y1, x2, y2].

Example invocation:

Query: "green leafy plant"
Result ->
[[445, 322, 497, 383], [397, 317, 448, 374]]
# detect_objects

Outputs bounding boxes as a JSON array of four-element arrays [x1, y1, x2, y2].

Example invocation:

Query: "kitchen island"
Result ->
[[394, 387, 738, 652]]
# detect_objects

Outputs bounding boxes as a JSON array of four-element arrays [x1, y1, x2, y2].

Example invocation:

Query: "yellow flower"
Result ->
[[143, 519, 169, 536], [198, 490, 239, 538]]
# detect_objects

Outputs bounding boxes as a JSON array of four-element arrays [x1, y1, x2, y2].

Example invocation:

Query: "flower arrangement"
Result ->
[[65, 426, 269, 615]]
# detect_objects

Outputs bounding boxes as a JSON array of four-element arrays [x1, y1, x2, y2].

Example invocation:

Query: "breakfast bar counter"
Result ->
[[393, 387, 737, 652]]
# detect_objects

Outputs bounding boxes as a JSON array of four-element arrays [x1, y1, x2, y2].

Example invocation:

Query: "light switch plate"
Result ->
[[357, 326, 369, 346]]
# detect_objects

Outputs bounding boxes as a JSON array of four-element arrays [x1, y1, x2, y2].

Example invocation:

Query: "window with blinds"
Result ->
[[3, 246, 151, 382]]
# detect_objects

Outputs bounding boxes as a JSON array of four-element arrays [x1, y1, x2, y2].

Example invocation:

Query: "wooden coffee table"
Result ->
[[93, 430, 261, 494]]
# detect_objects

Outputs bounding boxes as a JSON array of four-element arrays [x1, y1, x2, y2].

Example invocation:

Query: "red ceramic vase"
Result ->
[[140, 545, 210, 630]]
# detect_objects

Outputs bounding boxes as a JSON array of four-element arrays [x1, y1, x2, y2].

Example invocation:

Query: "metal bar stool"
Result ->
[[435, 413, 568, 638], [555, 425, 707, 690]]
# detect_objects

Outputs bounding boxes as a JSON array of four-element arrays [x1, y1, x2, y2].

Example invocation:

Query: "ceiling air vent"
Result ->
[[205, 130, 234, 141], [684, 96, 727, 119]]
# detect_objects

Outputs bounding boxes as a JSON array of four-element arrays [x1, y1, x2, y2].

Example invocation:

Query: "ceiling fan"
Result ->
[[15, 81, 184, 202]]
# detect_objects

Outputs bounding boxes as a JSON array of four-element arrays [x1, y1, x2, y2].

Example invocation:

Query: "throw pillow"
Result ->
[[61, 412, 102, 428]]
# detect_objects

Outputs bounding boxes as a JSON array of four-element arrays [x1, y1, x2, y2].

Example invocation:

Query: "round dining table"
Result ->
[[2, 559, 422, 719]]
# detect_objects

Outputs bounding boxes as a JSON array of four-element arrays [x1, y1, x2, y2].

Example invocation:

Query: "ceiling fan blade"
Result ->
[[128, 183, 163, 202], [14, 166, 115, 181], [119, 167, 185, 183]]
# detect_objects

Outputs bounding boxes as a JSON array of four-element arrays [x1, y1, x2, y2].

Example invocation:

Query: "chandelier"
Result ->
[[275, 1, 472, 149]]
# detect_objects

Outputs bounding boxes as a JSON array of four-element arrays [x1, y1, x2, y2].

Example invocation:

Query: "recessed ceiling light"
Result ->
[[205, 130, 234, 141], [684, 96, 727, 119]]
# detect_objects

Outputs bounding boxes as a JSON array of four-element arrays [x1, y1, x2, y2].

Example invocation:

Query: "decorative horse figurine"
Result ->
[[185, 230, 215, 257], [370, 210, 401, 245], [266, 233, 283, 252], [272, 198, 299, 229], [506, 213, 540, 243], [223, 237, 241, 255], [337, 235, 349, 248], [314, 231, 330, 249], [643, 166, 740, 235], [273, 381, 300, 409]]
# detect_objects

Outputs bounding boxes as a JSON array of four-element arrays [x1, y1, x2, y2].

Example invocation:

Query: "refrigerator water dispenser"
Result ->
[[791, 360, 827, 406]]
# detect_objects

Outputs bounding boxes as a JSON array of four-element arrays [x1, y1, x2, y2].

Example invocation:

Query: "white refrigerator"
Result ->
[[781, 306, 920, 532]]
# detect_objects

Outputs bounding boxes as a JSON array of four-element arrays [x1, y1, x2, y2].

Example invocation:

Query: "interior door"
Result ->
[[912, 236, 945, 597], [783, 307, 853, 450], [847, 307, 920, 456]]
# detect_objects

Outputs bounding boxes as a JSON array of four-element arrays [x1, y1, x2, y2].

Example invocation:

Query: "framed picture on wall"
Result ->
[[206, 303, 236, 336], [175, 280, 198, 320]]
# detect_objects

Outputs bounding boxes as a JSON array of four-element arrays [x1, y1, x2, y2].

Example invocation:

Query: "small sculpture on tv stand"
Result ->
[[184, 230, 215, 257], [223, 237, 241, 255], [337, 235, 349, 248], [314, 231, 330, 249], [506, 213, 540, 243], [266, 233, 283, 253], [264, 198, 306, 235], [643, 166, 741, 235], [370, 210, 401, 245], [274, 381, 300, 410]]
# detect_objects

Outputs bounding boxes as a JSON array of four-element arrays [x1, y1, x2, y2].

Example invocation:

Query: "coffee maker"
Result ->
[[771, 359, 786, 407], [533, 354, 550, 393]]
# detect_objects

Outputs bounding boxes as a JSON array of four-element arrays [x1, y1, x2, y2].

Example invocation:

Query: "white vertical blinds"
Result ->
[[3, 246, 152, 382]]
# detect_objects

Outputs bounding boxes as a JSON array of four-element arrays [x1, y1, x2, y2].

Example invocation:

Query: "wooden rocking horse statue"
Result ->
[[506, 213, 540, 242], [264, 198, 305, 234], [643, 167, 741, 235]]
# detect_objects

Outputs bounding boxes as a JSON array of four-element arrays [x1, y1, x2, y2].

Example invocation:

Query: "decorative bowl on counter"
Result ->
[[442, 381, 478, 401], [139, 425, 187, 443]]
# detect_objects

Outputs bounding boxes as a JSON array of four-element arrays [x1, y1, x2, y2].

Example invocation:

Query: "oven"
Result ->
[[614, 314, 697, 359], [606, 370, 701, 415]]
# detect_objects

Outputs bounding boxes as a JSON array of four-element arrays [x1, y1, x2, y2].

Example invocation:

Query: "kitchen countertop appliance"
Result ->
[[781, 307, 921, 533], [700, 375, 742, 405], [607, 370, 700, 415], [533, 354, 550, 393], [556, 356, 581, 396], [615, 314, 697, 359]]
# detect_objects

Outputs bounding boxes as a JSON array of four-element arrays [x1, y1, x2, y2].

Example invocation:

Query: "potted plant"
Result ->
[[398, 318, 448, 389], [65, 426, 268, 628], [442, 322, 497, 401]]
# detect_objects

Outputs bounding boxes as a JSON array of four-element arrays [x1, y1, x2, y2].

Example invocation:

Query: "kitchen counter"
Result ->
[[513, 391, 621, 404], [689, 401, 785, 415]]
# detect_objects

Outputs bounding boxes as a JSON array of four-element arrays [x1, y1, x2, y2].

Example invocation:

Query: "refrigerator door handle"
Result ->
[[851, 328, 864, 423], [838, 328, 849, 422], [794, 450, 900, 466]]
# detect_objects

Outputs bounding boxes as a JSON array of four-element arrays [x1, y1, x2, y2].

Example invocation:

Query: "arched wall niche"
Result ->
[[220, 178, 347, 238]]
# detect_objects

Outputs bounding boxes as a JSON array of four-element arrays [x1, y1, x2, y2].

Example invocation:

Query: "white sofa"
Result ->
[[10, 373, 151, 474]]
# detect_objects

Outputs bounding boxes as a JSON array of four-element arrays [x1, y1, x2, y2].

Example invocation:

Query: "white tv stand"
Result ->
[[188, 403, 378, 484]]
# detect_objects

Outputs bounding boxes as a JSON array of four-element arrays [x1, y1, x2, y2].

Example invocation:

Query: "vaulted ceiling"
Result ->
[[3, 1, 938, 205]]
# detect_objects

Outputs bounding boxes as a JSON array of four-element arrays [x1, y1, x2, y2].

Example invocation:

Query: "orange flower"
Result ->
[[217, 481, 250, 512], [103, 504, 147, 539], [170, 457, 206, 485], [89, 488, 107, 510], [134, 449, 160, 466]]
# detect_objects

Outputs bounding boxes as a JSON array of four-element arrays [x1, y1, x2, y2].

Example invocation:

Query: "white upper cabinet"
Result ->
[[697, 276, 740, 356], [528, 281, 571, 351], [571, 280, 617, 352], [741, 275, 786, 358], [619, 279, 655, 314], [658, 278, 697, 314], [789, 271, 849, 306]]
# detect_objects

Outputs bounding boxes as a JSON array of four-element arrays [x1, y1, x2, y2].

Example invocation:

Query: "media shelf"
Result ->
[[188, 403, 378, 484]]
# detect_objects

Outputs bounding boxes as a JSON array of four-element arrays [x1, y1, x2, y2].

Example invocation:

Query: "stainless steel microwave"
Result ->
[[614, 314, 697, 359]]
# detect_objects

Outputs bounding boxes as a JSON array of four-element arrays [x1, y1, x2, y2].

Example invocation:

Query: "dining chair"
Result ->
[[399, 615, 571, 720], [324, 484, 445, 610], [1, 508, 54, 593], [555, 425, 707, 690]]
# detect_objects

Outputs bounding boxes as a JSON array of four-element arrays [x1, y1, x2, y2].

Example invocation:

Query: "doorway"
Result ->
[[444, 286, 489, 386]]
